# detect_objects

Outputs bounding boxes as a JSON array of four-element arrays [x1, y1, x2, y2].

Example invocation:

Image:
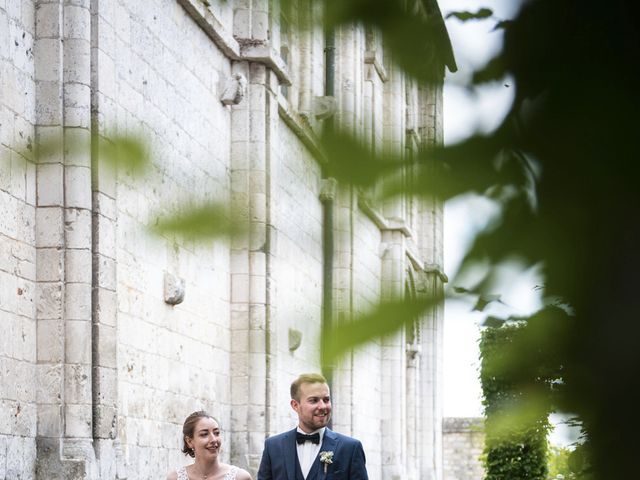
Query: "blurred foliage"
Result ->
[[282, 0, 456, 78], [151, 201, 243, 241], [301, 0, 640, 477], [481, 323, 554, 479], [321, 296, 440, 361], [546, 442, 594, 480], [547, 445, 577, 480], [28, 130, 149, 175], [95, 133, 149, 175]]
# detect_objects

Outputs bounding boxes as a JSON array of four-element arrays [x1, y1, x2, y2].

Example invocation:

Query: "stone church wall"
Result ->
[[94, 0, 235, 476], [271, 117, 324, 430]]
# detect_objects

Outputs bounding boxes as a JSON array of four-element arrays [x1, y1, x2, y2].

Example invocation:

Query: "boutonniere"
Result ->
[[319, 451, 334, 474]]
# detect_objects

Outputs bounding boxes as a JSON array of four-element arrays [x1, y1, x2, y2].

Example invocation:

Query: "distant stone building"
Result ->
[[0, 0, 455, 478], [443, 417, 485, 480]]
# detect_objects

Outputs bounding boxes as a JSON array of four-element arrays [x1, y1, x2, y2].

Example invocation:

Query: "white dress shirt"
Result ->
[[296, 427, 325, 478]]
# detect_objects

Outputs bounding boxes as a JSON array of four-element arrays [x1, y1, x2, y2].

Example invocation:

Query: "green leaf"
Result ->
[[473, 293, 502, 311], [97, 134, 149, 175], [151, 201, 244, 241], [321, 129, 403, 188], [492, 19, 514, 31], [446, 8, 494, 22], [321, 296, 438, 367], [484, 316, 506, 328], [472, 54, 508, 85]]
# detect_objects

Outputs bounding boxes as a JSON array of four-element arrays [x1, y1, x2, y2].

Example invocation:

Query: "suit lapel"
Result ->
[[284, 429, 298, 480], [308, 428, 338, 480]]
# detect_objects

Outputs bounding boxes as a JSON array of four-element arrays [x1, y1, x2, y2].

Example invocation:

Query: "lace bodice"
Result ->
[[176, 466, 239, 480]]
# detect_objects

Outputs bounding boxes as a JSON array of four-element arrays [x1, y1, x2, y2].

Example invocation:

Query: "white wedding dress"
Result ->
[[176, 466, 239, 480]]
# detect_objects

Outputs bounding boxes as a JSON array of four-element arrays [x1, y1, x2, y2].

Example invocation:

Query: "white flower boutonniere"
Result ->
[[319, 451, 334, 474]]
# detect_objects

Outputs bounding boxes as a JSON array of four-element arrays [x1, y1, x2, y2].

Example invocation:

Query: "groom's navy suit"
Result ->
[[257, 427, 369, 480]]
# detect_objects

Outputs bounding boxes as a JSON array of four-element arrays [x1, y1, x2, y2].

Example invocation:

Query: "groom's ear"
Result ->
[[290, 398, 300, 413]]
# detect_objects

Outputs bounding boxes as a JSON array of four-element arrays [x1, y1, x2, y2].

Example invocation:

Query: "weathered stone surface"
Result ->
[[443, 417, 485, 480]]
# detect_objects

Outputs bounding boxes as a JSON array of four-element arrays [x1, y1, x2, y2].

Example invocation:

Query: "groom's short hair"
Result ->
[[290, 373, 328, 400]]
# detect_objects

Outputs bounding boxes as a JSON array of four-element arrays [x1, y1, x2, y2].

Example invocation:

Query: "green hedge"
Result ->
[[480, 323, 553, 480]]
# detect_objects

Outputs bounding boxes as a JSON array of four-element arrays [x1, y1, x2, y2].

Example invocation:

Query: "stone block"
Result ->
[[65, 248, 91, 283], [4, 435, 24, 480], [35, 207, 63, 248], [65, 320, 91, 364], [13, 401, 37, 437], [63, 38, 91, 85], [36, 364, 63, 405], [25, 160, 36, 206], [94, 438, 117, 480], [63, 4, 90, 40], [0, 150, 12, 194], [231, 273, 249, 303], [95, 254, 116, 290], [37, 409, 62, 449], [63, 127, 91, 167], [34, 38, 62, 83], [0, 269, 17, 314], [15, 277, 35, 319], [64, 282, 91, 320], [9, 152, 26, 201], [35, 80, 62, 126], [251, 10, 269, 42], [233, 9, 251, 41], [16, 202, 36, 246], [64, 363, 91, 405], [64, 207, 91, 249], [248, 305, 265, 329], [64, 403, 92, 437], [21, 437, 37, 478], [94, 324, 117, 369], [36, 319, 64, 362], [63, 90, 91, 129], [0, 190, 18, 238], [0, 399, 13, 436], [94, 288, 117, 327], [249, 274, 266, 303], [249, 328, 266, 353]]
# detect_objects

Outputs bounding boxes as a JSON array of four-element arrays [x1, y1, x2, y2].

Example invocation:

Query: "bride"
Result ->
[[166, 411, 252, 480]]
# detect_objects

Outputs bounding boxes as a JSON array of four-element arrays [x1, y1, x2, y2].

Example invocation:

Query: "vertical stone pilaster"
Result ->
[[233, 0, 270, 44], [382, 64, 406, 222], [380, 232, 406, 480], [416, 270, 445, 480], [406, 333, 421, 480], [34, 0, 97, 477], [412, 73, 445, 480], [229, 59, 277, 478], [330, 23, 361, 437], [89, 0, 121, 477]]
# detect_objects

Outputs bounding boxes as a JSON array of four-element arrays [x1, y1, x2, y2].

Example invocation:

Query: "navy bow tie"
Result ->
[[296, 432, 320, 445]]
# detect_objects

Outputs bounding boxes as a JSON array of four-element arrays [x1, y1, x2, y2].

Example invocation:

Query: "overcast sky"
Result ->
[[438, 0, 537, 418]]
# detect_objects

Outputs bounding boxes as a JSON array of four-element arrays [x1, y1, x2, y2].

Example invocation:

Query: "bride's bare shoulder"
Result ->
[[166, 470, 179, 480], [235, 467, 252, 480]]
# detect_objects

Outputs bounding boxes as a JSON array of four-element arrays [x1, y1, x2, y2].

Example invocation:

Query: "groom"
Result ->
[[257, 373, 369, 480]]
